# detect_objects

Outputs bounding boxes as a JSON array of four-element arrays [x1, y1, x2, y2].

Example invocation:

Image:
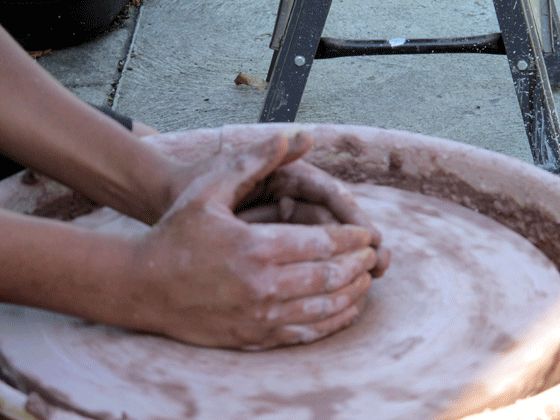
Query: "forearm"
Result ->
[[0, 209, 147, 328], [0, 26, 179, 224]]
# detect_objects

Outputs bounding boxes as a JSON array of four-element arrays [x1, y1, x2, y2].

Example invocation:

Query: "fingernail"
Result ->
[[370, 227, 383, 248], [270, 134, 290, 155], [355, 248, 377, 270], [360, 272, 373, 289], [279, 196, 296, 222], [284, 325, 323, 344], [326, 225, 373, 254], [294, 131, 313, 148], [346, 306, 360, 326], [370, 247, 391, 279], [337, 225, 370, 235], [286, 132, 312, 158]]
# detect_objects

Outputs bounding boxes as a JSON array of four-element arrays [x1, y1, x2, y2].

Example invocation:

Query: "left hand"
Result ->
[[233, 150, 390, 278], [236, 158, 379, 235]]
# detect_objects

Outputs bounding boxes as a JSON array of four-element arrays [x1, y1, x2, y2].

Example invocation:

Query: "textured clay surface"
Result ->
[[1, 184, 560, 420]]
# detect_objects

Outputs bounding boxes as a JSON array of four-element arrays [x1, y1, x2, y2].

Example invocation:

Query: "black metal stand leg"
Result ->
[[261, 0, 560, 172], [259, 0, 333, 123], [543, 0, 560, 87], [494, 0, 560, 172]]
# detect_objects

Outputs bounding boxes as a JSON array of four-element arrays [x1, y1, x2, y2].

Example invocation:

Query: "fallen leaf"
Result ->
[[234, 72, 268, 91], [28, 49, 52, 58]]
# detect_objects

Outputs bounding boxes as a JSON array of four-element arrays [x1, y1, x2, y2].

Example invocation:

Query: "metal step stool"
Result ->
[[259, 0, 560, 173]]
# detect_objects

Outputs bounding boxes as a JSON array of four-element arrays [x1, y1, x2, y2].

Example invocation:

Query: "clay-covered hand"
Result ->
[[235, 149, 390, 278], [131, 133, 379, 349]]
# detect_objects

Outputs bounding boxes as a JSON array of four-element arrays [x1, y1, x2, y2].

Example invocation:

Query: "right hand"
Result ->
[[130, 133, 381, 349]]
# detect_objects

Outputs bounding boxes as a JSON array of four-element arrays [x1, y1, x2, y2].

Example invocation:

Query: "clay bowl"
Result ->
[[2, 124, 560, 420]]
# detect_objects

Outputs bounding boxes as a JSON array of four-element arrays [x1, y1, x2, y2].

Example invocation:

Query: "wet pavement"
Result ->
[[35, 0, 560, 164]]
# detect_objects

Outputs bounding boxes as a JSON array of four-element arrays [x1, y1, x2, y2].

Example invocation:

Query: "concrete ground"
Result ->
[[35, 0, 552, 164]]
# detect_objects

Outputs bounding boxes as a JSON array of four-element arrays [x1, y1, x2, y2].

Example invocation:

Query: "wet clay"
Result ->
[[1, 183, 560, 420]]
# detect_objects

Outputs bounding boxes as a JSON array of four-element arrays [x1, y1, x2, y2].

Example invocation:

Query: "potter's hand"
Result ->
[[133, 133, 378, 349], [236, 151, 390, 278]]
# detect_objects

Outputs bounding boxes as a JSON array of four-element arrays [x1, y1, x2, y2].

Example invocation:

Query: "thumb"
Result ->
[[165, 132, 311, 216], [217, 132, 310, 207], [278, 131, 313, 166]]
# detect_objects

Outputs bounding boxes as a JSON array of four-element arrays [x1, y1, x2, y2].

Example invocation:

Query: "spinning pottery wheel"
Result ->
[[2, 124, 560, 420]]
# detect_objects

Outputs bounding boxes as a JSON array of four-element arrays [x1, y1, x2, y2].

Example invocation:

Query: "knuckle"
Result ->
[[303, 296, 333, 318], [322, 262, 344, 291], [243, 228, 280, 261], [243, 299, 279, 323], [231, 154, 250, 172], [243, 281, 266, 303], [265, 305, 282, 322], [314, 229, 338, 259], [248, 305, 267, 322], [323, 225, 347, 252], [246, 270, 279, 301]]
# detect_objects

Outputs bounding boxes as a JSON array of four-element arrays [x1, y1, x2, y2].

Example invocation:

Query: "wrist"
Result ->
[[136, 156, 185, 225], [0, 214, 121, 314]]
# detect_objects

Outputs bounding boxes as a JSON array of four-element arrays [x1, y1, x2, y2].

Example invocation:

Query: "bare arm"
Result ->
[[0, 25, 179, 225], [0, 209, 144, 328], [0, 25, 389, 349]]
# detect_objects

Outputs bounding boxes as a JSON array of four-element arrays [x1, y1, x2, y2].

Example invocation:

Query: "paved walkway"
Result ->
[[37, 0, 555, 164]]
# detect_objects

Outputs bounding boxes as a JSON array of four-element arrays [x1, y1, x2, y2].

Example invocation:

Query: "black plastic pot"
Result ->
[[0, 0, 130, 50]]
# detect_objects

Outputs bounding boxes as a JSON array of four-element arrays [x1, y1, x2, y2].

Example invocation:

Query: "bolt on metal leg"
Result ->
[[260, 0, 333, 123]]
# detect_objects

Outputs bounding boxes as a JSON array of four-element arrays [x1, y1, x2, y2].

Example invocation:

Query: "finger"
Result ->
[[164, 135, 289, 216], [310, 181, 383, 247], [132, 120, 159, 137], [237, 199, 338, 224], [370, 246, 391, 278], [233, 133, 312, 209], [354, 294, 368, 314], [260, 304, 362, 349], [278, 197, 338, 225], [237, 204, 280, 223], [278, 196, 296, 221], [252, 248, 377, 300], [249, 223, 373, 264], [286, 202, 338, 225], [262, 272, 372, 325], [273, 162, 383, 246], [221, 133, 316, 208], [278, 131, 313, 166], [219, 134, 290, 207]]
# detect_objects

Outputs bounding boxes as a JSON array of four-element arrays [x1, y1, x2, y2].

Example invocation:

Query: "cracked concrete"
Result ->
[[36, 4, 140, 108]]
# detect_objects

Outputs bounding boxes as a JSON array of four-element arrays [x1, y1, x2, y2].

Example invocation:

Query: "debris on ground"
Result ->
[[109, 0, 143, 31], [27, 49, 52, 58], [234, 72, 268, 91]]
